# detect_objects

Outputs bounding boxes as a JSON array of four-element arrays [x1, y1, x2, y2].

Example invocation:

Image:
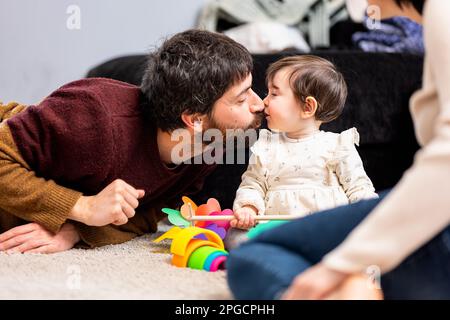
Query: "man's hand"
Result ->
[[0, 222, 80, 254], [69, 179, 145, 226], [281, 263, 349, 300], [231, 205, 258, 229]]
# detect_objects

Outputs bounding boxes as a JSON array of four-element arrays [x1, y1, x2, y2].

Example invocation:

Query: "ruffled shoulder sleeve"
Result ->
[[331, 127, 377, 203], [338, 127, 360, 148]]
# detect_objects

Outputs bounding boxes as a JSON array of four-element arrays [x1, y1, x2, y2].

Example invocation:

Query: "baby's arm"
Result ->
[[233, 153, 268, 229], [335, 129, 378, 203]]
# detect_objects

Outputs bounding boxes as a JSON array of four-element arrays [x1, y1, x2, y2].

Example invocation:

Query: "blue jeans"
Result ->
[[227, 191, 450, 299]]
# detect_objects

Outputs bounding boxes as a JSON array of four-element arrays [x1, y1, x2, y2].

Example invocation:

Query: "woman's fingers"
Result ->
[[281, 264, 350, 300], [281, 277, 310, 300]]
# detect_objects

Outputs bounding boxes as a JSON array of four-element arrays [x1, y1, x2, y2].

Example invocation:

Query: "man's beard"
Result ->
[[202, 112, 264, 147], [208, 111, 263, 136]]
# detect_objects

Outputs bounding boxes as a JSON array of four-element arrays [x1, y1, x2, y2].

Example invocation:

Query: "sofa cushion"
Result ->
[[86, 51, 423, 208]]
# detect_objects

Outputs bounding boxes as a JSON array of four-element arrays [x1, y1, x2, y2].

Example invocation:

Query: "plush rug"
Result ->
[[0, 224, 232, 300]]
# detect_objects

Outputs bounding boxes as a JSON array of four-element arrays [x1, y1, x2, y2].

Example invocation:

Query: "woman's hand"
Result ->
[[281, 263, 350, 300], [0, 222, 80, 254]]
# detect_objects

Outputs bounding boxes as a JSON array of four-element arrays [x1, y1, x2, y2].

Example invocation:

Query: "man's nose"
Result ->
[[249, 91, 264, 113], [262, 95, 269, 107]]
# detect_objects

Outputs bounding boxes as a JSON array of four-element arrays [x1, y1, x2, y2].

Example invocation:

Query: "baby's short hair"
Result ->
[[266, 55, 347, 123]]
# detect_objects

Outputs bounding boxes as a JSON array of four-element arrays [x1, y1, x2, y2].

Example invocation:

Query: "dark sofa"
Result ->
[[86, 51, 423, 209]]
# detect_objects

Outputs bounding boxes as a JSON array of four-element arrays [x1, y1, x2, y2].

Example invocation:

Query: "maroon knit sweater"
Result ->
[[7, 78, 216, 230]]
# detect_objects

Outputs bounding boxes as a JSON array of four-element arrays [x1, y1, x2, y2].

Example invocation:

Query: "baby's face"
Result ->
[[263, 68, 304, 133]]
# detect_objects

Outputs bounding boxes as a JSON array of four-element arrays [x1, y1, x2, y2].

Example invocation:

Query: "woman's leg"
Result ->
[[227, 194, 387, 299]]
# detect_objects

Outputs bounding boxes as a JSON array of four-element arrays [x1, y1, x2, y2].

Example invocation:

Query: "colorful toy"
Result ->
[[154, 196, 297, 272], [161, 196, 233, 239], [154, 196, 233, 272], [154, 226, 228, 271]]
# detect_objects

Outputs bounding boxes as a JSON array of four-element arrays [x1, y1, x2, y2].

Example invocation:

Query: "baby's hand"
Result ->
[[231, 206, 258, 229]]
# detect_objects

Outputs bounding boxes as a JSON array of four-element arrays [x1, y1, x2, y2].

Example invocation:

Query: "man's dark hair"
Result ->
[[141, 29, 253, 132], [394, 0, 425, 14]]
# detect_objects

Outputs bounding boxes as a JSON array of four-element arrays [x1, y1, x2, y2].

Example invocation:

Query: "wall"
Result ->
[[0, 0, 207, 103]]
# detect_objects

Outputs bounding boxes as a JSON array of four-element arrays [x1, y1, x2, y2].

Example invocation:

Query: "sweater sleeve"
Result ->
[[334, 128, 378, 203], [323, 0, 450, 274], [0, 101, 28, 120], [0, 102, 82, 234]]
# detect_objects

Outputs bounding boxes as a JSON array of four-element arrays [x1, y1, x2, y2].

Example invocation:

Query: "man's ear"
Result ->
[[301, 96, 318, 119], [181, 111, 205, 132]]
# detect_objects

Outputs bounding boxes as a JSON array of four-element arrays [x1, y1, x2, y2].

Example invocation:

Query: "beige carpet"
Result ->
[[0, 224, 232, 300]]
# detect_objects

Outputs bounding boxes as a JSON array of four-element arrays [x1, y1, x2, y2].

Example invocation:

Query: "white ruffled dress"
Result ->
[[233, 128, 378, 217]]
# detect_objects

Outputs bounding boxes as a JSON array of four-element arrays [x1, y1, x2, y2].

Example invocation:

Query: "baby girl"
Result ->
[[231, 55, 378, 230]]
